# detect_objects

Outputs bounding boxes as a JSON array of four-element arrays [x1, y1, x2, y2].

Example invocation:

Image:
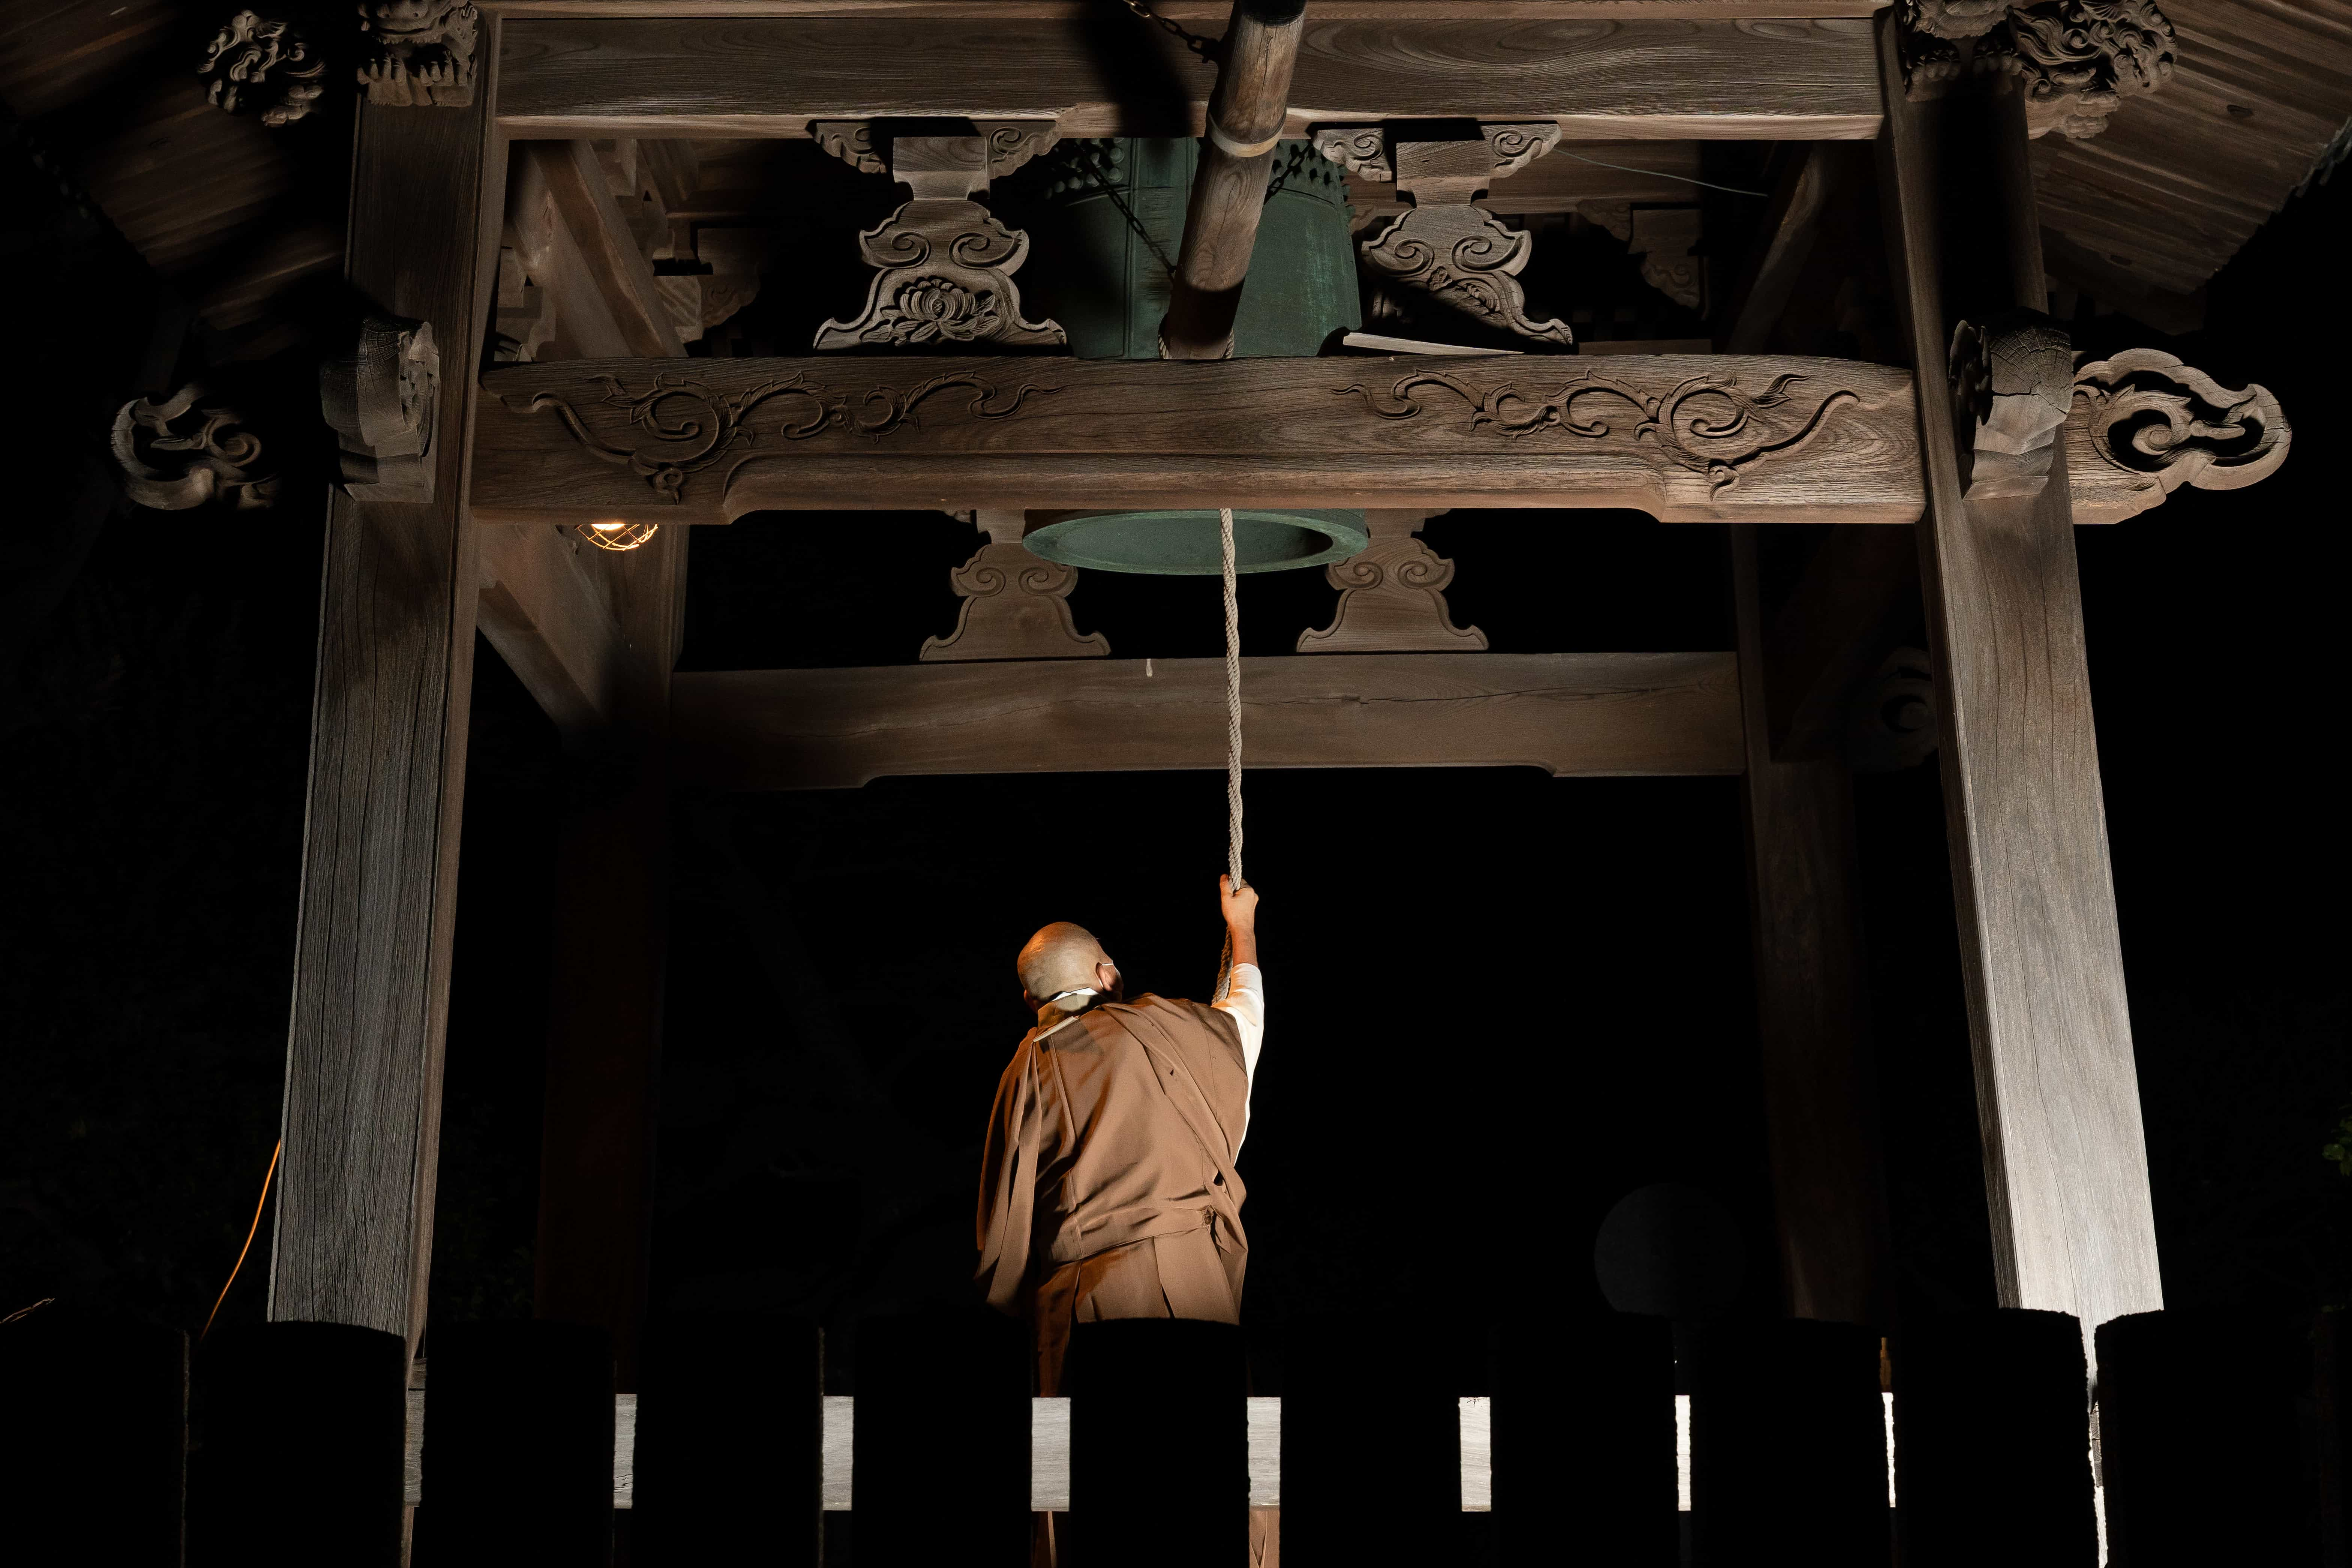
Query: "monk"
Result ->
[[976, 875, 1264, 1397]]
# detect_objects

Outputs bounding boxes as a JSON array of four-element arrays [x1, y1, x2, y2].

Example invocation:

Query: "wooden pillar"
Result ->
[[268, 39, 506, 1352], [1876, 15, 2162, 1339], [1732, 528, 1893, 1328], [531, 526, 686, 1391], [1160, 0, 1306, 359]]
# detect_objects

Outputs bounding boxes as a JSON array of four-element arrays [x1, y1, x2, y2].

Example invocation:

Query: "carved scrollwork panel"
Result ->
[[1311, 127, 1391, 180], [109, 385, 277, 511], [1335, 369, 1865, 495], [1482, 123, 1562, 179], [812, 121, 887, 177], [1356, 206, 1572, 347], [814, 198, 1065, 351], [201, 11, 326, 126], [1897, 0, 2174, 138], [501, 370, 1060, 504], [2064, 347, 2289, 523], [973, 120, 1061, 180], [921, 539, 1109, 661], [322, 313, 439, 501], [1296, 513, 1485, 654], [358, 0, 480, 108]]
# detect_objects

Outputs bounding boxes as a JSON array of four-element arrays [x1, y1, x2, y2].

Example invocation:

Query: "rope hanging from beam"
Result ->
[[1215, 505, 1245, 1003]]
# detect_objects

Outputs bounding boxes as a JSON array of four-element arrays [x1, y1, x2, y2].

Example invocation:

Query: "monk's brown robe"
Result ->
[[975, 992, 1251, 1395]]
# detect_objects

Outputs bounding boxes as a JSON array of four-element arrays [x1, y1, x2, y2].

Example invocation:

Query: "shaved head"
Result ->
[[1019, 921, 1113, 1004]]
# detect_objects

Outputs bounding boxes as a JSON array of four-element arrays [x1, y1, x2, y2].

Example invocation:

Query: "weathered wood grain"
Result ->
[[268, 39, 506, 1352], [1733, 527, 1891, 1327], [1878, 17, 2162, 1345], [472, 353, 1927, 523], [524, 140, 689, 361], [476, 523, 634, 733], [1354, 140, 1705, 218], [669, 652, 1742, 789], [496, 16, 1882, 139], [485, 2, 1891, 16]]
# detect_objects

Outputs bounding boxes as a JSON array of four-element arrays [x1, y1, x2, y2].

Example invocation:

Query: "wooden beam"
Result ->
[[1354, 141, 1705, 217], [669, 652, 1742, 790], [496, 16, 1884, 140], [519, 140, 687, 360], [1723, 142, 1843, 354], [1733, 527, 1892, 1326], [486, 2, 1891, 17], [268, 47, 506, 1355], [1877, 15, 2161, 1342], [473, 353, 1927, 523], [1759, 525, 1917, 761], [476, 524, 633, 734]]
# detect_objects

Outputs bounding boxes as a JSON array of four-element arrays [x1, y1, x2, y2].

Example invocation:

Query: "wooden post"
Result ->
[[1159, 0, 1306, 359], [1876, 15, 2163, 1340], [532, 526, 686, 1391], [1732, 528, 1893, 1327], [268, 39, 506, 1354]]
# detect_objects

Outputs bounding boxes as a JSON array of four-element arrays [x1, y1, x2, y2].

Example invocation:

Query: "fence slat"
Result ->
[[1280, 1314, 1459, 1564], [1894, 1309, 2094, 1566], [632, 1313, 819, 1564], [1065, 1319, 1247, 1568], [851, 1306, 1029, 1567], [189, 1321, 405, 1568], [1497, 1311, 1677, 1564], [1691, 1318, 1888, 1566], [416, 1321, 613, 1566], [2097, 1308, 2316, 1567]]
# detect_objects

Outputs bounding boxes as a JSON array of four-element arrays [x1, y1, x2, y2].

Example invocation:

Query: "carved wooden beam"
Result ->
[[322, 313, 441, 503], [360, 0, 484, 106], [670, 652, 1742, 790], [494, 17, 1884, 140], [201, 10, 327, 126], [472, 353, 1926, 522], [2063, 347, 2291, 524]]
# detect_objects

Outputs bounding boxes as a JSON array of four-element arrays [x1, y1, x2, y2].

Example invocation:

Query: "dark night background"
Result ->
[[5, 126, 2347, 1459]]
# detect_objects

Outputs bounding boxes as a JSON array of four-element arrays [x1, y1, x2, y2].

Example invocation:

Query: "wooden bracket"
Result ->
[[813, 123, 1065, 351], [1317, 124, 1573, 346], [321, 313, 438, 503], [920, 510, 1109, 662], [1295, 509, 1486, 654], [109, 383, 277, 511], [1895, 0, 2175, 140]]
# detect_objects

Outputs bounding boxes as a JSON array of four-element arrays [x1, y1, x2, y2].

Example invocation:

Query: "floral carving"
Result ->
[[109, 385, 277, 511], [357, 0, 479, 107], [502, 371, 1060, 503], [814, 199, 1064, 350], [201, 11, 325, 126], [1356, 206, 1571, 346], [1336, 370, 1862, 494], [2067, 348, 2288, 511]]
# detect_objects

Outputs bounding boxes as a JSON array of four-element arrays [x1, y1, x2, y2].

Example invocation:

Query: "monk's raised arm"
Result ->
[[1220, 873, 1258, 970]]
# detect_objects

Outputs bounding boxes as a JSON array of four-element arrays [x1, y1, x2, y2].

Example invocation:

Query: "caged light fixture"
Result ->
[[575, 518, 659, 552]]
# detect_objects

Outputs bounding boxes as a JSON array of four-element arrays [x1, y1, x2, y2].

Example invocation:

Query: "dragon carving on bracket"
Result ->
[[2065, 348, 2289, 521], [1899, 0, 2174, 139]]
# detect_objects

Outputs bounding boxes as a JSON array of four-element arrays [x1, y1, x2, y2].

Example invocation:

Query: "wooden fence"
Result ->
[[1, 1307, 2342, 1565]]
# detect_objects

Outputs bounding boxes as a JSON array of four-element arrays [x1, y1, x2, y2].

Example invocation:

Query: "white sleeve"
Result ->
[[1213, 963, 1264, 1147]]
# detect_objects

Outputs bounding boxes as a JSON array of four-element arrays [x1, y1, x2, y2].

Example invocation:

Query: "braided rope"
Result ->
[[1221, 506, 1243, 891], [1214, 506, 1244, 1003]]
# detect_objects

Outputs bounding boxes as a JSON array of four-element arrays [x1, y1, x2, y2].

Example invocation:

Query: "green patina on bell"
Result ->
[[1022, 508, 1369, 576], [1011, 139, 1367, 573]]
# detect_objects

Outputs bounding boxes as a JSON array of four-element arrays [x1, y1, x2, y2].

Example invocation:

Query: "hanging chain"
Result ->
[[1115, 0, 1223, 60]]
